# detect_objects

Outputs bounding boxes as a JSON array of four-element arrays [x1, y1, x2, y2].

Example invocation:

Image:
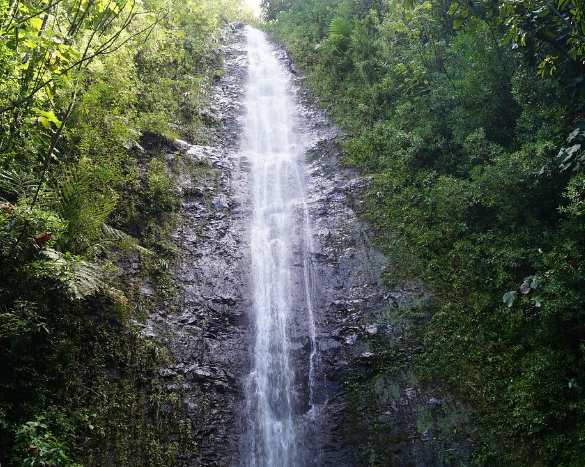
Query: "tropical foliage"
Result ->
[[0, 0, 249, 465]]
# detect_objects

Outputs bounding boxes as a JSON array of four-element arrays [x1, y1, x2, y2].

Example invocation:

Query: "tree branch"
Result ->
[[0, 14, 162, 115]]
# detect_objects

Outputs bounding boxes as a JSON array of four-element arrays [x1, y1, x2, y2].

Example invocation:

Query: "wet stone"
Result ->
[[137, 24, 471, 467]]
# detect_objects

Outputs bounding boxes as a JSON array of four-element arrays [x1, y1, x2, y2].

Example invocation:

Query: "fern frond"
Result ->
[[55, 161, 118, 254], [58, 165, 92, 220], [42, 249, 105, 299], [42, 248, 126, 302], [0, 170, 54, 203], [99, 223, 151, 254], [68, 259, 105, 300], [329, 17, 353, 38]]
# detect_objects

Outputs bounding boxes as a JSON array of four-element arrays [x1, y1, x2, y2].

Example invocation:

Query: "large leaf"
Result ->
[[503, 290, 516, 307]]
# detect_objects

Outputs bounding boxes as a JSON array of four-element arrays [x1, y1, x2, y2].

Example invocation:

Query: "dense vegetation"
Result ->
[[264, 0, 585, 465], [0, 0, 249, 465]]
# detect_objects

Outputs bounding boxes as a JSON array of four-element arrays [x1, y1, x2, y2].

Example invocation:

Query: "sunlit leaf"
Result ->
[[32, 108, 62, 129], [28, 17, 44, 31]]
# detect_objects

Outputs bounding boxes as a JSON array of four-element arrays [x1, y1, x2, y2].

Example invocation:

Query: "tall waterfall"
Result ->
[[241, 27, 317, 467]]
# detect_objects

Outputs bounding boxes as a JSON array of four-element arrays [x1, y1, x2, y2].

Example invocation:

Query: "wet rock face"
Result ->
[[288, 71, 395, 467], [143, 24, 252, 467], [144, 25, 470, 467]]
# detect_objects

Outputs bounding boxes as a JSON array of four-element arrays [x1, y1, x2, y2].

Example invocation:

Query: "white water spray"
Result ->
[[241, 27, 318, 466]]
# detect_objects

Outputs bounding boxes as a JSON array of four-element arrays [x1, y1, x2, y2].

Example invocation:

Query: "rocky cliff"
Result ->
[[144, 24, 472, 467]]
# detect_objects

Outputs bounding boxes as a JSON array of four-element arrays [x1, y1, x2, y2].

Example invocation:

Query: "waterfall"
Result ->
[[241, 27, 317, 466]]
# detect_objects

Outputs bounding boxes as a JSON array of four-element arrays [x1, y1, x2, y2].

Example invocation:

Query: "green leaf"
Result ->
[[455, 9, 468, 19], [28, 17, 44, 31], [448, 3, 459, 14], [503, 291, 516, 307], [567, 127, 585, 143], [32, 108, 62, 129], [329, 17, 353, 38], [534, 6, 550, 17], [524, 275, 540, 289], [38, 116, 50, 129], [567, 144, 581, 156], [531, 296, 544, 307]]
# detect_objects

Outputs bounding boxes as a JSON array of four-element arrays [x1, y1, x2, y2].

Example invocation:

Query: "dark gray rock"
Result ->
[[140, 24, 471, 467], [141, 25, 251, 467]]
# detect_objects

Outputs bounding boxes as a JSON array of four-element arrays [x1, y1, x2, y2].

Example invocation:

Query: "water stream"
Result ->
[[241, 27, 317, 467]]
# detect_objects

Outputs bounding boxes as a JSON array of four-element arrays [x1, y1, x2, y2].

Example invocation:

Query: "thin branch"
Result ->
[[2, 0, 68, 33], [546, 2, 585, 42], [66, 0, 86, 37], [31, 98, 76, 208], [10, 95, 76, 253], [68, 0, 96, 38], [1, 0, 20, 32], [0, 16, 162, 115]]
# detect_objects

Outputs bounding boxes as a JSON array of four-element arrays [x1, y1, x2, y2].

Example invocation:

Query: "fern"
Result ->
[[42, 249, 105, 299], [68, 259, 105, 299], [42, 248, 126, 302], [0, 169, 54, 204], [329, 17, 353, 38], [55, 161, 117, 254], [98, 223, 151, 255], [50, 161, 149, 257], [316, 18, 354, 53]]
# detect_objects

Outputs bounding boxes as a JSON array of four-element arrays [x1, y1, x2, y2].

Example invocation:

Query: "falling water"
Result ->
[[241, 27, 317, 467]]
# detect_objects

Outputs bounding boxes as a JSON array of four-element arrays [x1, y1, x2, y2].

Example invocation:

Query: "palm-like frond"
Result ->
[[315, 18, 354, 52], [329, 17, 353, 38], [55, 161, 117, 254], [42, 248, 126, 303], [98, 223, 151, 255], [42, 248, 105, 299], [0, 170, 54, 203]]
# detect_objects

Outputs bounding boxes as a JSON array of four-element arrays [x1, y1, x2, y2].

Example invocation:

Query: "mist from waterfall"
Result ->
[[241, 26, 317, 467]]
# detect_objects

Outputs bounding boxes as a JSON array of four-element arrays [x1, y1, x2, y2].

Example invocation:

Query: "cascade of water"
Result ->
[[241, 27, 317, 466]]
